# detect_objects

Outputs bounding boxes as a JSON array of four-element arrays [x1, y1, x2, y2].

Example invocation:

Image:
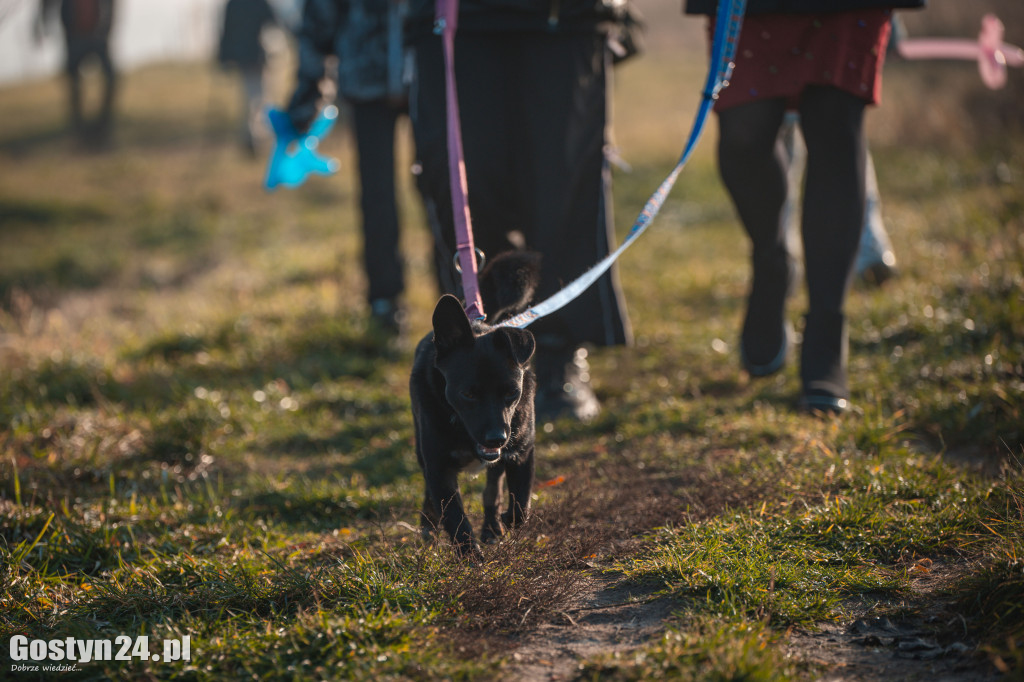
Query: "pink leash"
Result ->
[[435, 0, 485, 321]]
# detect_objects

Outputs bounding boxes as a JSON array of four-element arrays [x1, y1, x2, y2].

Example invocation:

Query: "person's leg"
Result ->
[[782, 119, 897, 286], [96, 39, 116, 138], [716, 97, 795, 376], [515, 32, 630, 350], [797, 85, 868, 411], [408, 35, 455, 294], [65, 41, 85, 136], [455, 35, 527, 268], [514, 33, 630, 421], [351, 99, 405, 318], [408, 33, 515, 298], [781, 120, 896, 288]]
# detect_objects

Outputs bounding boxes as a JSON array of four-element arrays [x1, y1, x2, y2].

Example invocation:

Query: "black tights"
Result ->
[[351, 99, 406, 304], [717, 86, 867, 316]]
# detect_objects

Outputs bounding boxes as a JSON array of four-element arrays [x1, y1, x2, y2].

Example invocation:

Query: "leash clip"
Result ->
[[453, 248, 486, 274]]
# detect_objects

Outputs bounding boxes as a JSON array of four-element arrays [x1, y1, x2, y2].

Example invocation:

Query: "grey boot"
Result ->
[[534, 342, 600, 423], [854, 154, 898, 286]]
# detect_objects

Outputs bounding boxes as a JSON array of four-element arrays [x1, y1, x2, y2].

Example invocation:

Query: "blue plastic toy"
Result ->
[[264, 105, 341, 190]]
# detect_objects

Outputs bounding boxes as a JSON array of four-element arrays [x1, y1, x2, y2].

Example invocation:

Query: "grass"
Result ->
[[1, 16, 1023, 679]]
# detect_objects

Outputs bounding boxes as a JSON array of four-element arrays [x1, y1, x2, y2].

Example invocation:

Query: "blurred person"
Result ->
[[780, 115, 898, 287], [217, 0, 278, 154], [36, 0, 117, 144], [285, 0, 410, 335], [684, 0, 924, 413], [405, 0, 642, 422], [781, 17, 912, 287]]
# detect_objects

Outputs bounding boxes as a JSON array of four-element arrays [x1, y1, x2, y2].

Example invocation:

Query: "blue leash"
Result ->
[[497, 0, 746, 330]]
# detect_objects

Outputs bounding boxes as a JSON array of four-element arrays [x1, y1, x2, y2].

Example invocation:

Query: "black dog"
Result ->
[[410, 252, 540, 557]]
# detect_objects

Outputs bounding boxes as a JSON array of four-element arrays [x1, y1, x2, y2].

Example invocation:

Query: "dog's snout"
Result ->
[[484, 428, 508, 447]]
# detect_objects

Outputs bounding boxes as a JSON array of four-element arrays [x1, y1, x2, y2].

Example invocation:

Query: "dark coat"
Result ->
[[684, 0, 925, 15], [291, 0, 407, 105], [218, 0, 276, 68], [405, 0, 631, 38], [40, 0, 115, 41]]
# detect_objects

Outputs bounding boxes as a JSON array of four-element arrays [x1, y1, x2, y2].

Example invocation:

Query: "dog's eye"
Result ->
[[460, 389, 477, 401]]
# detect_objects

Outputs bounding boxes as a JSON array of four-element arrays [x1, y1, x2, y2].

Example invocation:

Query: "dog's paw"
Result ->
[[501, 509, 527, 530], [454, 540, 484, 564], [480, 523, 504, 545]]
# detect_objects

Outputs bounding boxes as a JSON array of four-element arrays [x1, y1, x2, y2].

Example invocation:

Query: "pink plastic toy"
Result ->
[[897, 14, 1023, 89]]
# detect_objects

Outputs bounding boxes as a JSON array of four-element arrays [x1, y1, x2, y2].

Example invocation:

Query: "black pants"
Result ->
[[409, 30, 630, 348], [351, 99, 406, 304], [716, 86, 867, 317], [65, 36, 116, 138]]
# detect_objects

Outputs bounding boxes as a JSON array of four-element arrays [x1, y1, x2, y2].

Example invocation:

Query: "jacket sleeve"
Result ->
[[286, 0, 347, 132], [259, 0, 277, 26], [684, 0, 926, 15]]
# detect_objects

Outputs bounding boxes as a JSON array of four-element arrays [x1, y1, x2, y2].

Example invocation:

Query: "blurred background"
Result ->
[[0, 0, 301, 86], [0, 0, 1019, 145]]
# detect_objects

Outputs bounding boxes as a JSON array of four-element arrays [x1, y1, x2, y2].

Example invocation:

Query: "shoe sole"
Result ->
[[799, 393, 850, 415], [741, 321, 792, 378]]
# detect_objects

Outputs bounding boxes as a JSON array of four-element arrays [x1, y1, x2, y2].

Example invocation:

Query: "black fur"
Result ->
[[410, 252, 540, 557]]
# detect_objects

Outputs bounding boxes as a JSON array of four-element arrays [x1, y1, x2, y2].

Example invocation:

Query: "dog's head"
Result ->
[[431, 295, 535, 464]]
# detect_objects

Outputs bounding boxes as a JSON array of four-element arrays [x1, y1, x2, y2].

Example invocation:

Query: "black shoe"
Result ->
[[799, 311, 851, 414], [799, 392, 850, 415], [534, 346, 600, 423], [741, 247, 795, 377], [742, 322, 793, 377], [369, 298, 406, 338], [858, 258, 898, 288]]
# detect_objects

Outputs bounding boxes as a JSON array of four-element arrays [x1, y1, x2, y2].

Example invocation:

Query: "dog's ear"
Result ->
[[432, 294, 474, 356], [496, 328, 535, 367]]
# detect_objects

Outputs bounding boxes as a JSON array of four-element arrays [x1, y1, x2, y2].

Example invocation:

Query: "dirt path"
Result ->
[[461, 456, 1005, 680], [786, 562, 1001, 681], [787, 620, 997, 682], [502, 564, 1000, 681], [505, 576, 675, 681]]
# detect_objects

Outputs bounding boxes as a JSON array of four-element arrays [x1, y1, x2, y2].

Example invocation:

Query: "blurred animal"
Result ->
[[410, 252, 540, 558]]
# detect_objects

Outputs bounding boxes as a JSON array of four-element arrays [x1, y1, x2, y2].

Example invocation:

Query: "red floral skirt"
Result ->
[[712, 10, 893, 111]]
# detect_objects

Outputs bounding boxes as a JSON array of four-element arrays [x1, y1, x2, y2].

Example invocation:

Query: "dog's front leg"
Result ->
[[501, 446, 535, 530], [427, 470, 480, 558], [480, 467, 505, 544], [420, 490, 441, 541], [415, 435, 441, 541]]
